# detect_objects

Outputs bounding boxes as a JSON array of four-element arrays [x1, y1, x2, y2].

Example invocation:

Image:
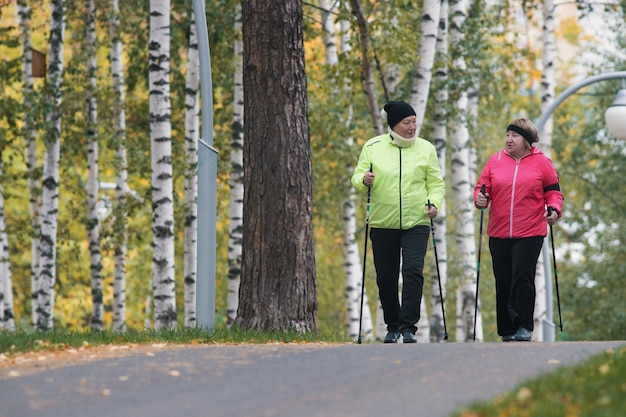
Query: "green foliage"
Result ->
[[0, 326, 351, 354], [453, 345, 626, 416]]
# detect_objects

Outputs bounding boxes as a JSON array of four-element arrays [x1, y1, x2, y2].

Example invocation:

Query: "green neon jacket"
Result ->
[[351, 133, 445, 230]]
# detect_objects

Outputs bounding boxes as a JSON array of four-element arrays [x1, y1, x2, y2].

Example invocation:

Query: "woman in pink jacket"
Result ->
[[474, 118, 563, 342]]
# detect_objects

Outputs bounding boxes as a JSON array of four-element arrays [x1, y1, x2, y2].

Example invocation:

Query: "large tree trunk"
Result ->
[[109, 0, 128, 332], [86, 0, 103, 331], [183, 12, 200, 328], [226, 3, 244, 326], [237, 0, 317, 332], [150, 0, 176, 329], [36, 0, 65, 331]]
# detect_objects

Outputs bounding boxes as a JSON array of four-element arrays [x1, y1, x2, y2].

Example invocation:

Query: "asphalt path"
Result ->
[[1, 340, 623, 417]]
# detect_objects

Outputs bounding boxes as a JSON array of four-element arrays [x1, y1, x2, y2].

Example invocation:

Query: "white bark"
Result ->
[[450, 0, 482, 342], [109, 0, 128, 331], [227, 3, 244, 326], [150, 0, 176, 329], [36, 0, 65, 331], [184, 12, 200, 328], [532, 0, 558, 342], [429, 0, 449, 343], [349, 0, 383, 135], [85, 0, 103, 331], [325, 1, 373, 340], [18, 0, 41, 328], [0, 157, 14, 330], [410, 0, 442, 132]]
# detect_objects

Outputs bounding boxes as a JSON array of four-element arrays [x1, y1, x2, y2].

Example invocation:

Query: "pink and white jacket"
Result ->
[[474, 147, 563, 239]]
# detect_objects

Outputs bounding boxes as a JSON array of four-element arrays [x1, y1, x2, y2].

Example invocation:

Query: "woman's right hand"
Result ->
[[476, 192, 489, 208]]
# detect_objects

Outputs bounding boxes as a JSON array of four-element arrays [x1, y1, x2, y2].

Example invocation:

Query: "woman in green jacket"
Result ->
[[352, 101, 445, 343]]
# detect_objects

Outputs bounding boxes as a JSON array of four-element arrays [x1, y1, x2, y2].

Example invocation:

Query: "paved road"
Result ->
[[1, 341, 623, 417]]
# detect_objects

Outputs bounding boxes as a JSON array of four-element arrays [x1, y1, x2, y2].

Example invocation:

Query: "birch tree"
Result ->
[[532, 0, 558, 342], [226, 3, 244, 326], [409, 0, 442, 132], [237, 0, 317, 331], [404, 0, 443, 343], [348, 0, 387, 339], [319, 0, 373, 340], [36, 0, 65, 331], [18, 0, 41, 327], [449, 0, 482, 342], [183, 11, 200, 328], [109, 0, 128, 331], [85, 0, 103, 331], [0, 157, 14, 330], [349, 0, 383, 134], [429, 0, 449, 343], [150, 0, 176, 329]]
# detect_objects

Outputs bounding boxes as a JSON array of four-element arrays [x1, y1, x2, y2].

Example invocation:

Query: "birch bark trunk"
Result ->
[[429, 0, 449, 343], [449, 0, 482, 342], [409, 0, 442, 132], [36, 0, 65, 331], [109, 0, 128, 331], [319, 0, 373, 340], [150, 0, 176, 329], [533, 0, 557, 341], [86, 0, 103, 331], [227, 3, 244, 326], [18, 0, 41, 328], [183, 12, 200, 327]]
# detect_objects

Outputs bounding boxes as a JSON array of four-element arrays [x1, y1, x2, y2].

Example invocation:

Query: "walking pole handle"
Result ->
[[357, 163, 373, 344], [428, 199, 448, 340], [473, 184, 486, 342], [547, 206, 563, 332]]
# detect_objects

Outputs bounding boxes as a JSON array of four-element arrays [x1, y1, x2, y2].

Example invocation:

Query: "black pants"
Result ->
[[370, 226, 429, 334], [489, 236, 544, 336]]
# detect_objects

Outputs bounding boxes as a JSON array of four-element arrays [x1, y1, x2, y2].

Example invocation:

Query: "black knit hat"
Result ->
[[382, 101, 416, 129]]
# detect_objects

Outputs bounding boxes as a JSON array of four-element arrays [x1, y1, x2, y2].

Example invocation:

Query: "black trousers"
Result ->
[[489, 236, 544, 336], [370, 226, 429, 334]]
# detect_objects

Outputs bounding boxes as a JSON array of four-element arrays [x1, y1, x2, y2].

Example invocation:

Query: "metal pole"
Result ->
[[192, 0, 218, 329], [536, 71, 626, 342]]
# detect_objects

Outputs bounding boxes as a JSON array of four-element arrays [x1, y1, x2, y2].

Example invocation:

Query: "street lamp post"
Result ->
[[536, 71, 626, 342], [192, 0, 218, 330]]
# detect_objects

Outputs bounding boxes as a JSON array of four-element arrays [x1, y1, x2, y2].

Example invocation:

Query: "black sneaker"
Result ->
[[513, 327, 532, 342], [502, 334, 515, 342], [383, 331, 400, 343], [402, 331, 417, 343]]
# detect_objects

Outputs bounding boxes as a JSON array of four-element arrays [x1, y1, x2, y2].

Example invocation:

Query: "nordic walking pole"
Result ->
[[357, 163, 373, 344], [428, 200, 448, 340], [547, 207, 563, 332], [473, 184, 486, 342]]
